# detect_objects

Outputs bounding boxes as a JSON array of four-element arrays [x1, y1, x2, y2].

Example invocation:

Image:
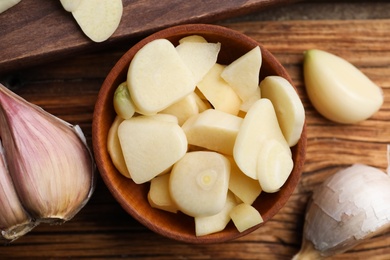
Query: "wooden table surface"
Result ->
[[1, 1, 390, 259]]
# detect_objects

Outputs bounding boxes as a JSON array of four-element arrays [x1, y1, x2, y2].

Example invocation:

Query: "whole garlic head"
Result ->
[[0, 84, 95, 241], [294, 164, 390, 259]]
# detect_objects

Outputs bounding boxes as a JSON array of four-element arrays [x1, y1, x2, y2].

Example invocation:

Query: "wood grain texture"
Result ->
[[0, 0, 298, 74], [0, 18, 390, 258]]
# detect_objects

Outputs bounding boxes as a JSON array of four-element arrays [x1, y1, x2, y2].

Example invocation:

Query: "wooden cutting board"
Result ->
[[0, 0, 298, 73]]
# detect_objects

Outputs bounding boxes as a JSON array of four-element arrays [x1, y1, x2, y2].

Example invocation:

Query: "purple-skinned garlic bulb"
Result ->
[[0, 84, 95, 241]]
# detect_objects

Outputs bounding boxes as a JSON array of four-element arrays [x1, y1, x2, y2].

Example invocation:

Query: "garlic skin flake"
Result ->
[[0, 84, 95, 240], [294, 164, 390, 259]]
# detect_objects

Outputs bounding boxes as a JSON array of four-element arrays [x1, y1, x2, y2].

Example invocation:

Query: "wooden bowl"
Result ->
[[92, 24, 307, 244]]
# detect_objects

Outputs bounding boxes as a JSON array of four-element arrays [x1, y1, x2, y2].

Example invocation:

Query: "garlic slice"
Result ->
[[72, 0, 123, 43], [0, 84, 95, 240], [294, 164, 390, 259]]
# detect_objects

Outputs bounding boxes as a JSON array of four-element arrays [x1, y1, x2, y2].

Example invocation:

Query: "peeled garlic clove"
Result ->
[[107, 116, 131, 178], [0, 141, 36, 241], [0, 84, 95, 224], [195, 191, 238, 236], [233, 99, 290, 180], [113, 82, 136, 120], [128, 39, 196, 115], [170, 151, 230, 218], [303, 49, 383, 124], [176, 41, 221, 84], [197, 63, 242, 116], [229, 203, 263, 233], [294, 164, 390, 259], [256, 139, 293, 193], [260, 75, 305, 147], [179, 35, 208, 44], [221, 46, 262, 103]]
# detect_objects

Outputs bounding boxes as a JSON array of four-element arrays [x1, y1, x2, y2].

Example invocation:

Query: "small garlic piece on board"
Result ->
[[294, 164, 390, 259], [0, 0, 21, 14], [60, 0, 82, 12], [0, 84, 95, 233], [304, 49, 383, 124], [72, 0, 123, 42]]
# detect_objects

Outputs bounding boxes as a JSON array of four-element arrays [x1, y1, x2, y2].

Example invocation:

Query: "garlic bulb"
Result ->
[[0, 141, 37, 241], [293, 164, 390, 259], [0, 84, 95, 241]]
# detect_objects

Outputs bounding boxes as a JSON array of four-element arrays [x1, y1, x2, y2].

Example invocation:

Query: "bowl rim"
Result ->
[[92, 23, 307, 244]]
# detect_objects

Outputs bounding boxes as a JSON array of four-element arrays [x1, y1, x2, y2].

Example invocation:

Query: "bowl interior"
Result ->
[[92, 24, 307, 243]]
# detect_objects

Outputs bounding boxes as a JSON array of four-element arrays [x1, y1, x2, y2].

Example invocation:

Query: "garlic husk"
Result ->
[[0, 84, 95, 227], [293, 164, 390, 259], [0, 140, 37, 241]]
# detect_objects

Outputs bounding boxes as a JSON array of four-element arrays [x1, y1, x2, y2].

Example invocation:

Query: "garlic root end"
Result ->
[[292, 239, 324, 260]]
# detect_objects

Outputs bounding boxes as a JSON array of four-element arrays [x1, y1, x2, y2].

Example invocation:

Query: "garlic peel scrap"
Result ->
[[0, 84, 95, 241], [294, 164, 390, 259]]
